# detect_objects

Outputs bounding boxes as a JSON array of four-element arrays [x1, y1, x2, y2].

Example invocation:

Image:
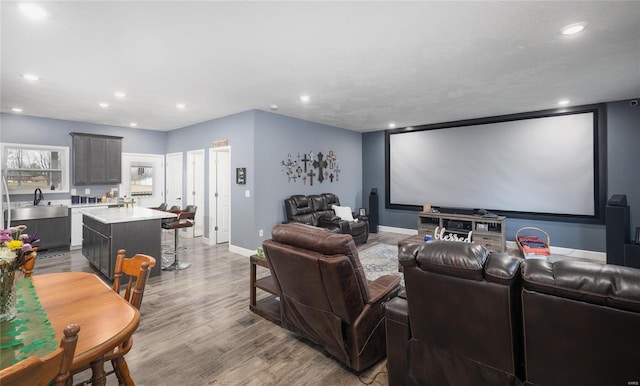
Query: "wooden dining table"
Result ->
[[32, 272, 140, 385]]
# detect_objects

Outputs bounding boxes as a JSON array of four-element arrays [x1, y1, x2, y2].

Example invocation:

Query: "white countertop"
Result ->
[[80, 206, 177, 224]]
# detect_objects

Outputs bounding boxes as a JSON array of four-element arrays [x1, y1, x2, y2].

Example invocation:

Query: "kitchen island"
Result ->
[[81, 206, 176, 280]]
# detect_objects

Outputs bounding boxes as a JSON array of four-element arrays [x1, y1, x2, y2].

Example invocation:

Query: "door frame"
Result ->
[[208, 146, 231, 245], [186, 149, 205, 238]]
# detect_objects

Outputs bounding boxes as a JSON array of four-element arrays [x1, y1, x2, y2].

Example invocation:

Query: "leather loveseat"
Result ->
[[386, 241, 640, 386], [284, 193, 369, 245], [263, 223, 401, 371]]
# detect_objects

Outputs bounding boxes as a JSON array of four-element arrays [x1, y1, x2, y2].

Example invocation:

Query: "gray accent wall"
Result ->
[[362, 99, 640, 252]]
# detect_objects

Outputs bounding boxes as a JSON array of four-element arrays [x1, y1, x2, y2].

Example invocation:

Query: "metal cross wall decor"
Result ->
[[280, 149, 340, 185]]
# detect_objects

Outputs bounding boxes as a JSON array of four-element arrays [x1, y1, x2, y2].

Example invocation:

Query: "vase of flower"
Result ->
[[0, 269, 18, 321], [0, 225, 40, 321]]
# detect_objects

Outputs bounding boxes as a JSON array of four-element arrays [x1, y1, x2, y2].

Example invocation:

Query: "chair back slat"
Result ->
[[112, 249, 156, 310]]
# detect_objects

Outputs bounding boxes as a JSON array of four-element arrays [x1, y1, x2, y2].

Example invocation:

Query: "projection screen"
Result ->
[[386, 105, 606, 223]]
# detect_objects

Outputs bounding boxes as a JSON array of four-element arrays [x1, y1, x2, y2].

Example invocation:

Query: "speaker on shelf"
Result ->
[[608, 194, 628, 206], [605, 203, 630, 266], [368, 188, 379, 233]]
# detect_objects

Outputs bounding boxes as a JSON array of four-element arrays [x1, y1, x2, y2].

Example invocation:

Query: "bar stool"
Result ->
[[161, 205, 196, 271]]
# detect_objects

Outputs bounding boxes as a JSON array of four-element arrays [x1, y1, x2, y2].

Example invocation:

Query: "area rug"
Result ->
[[35, 250, 65, 260], [358, 243, 404, 286]]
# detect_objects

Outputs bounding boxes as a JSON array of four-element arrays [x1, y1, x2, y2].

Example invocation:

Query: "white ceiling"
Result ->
[[1, 1, 639, 133]]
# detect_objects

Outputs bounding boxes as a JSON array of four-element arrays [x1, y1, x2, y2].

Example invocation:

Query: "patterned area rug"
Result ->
[[358, 243, 404, 285], [35, 250, 65, 260]]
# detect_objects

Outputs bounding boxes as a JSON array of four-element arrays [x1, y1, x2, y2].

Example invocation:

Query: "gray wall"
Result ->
[[0, 113, 166, 203], [253, 110, 363, 245], [362, 99, 640, 252], [164, 109, 362, 250], [164, 110, 256, 249]]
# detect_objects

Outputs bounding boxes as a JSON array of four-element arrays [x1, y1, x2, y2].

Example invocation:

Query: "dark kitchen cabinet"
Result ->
[[15, 217, 70, 250], [71, 133, 122, 185]]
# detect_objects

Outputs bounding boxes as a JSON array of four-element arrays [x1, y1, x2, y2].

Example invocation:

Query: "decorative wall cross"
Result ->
[[313, 152, 328, 183], [307, 169, 316, 186], [326, 151, 337, 170], [301, 153, 310, 172]]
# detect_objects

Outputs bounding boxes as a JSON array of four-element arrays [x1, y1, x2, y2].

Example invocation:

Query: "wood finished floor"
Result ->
[[33, 230, 408, 386]]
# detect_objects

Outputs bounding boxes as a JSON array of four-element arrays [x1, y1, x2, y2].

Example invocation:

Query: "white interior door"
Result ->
[[186, 149, 205, 237], [209, 147, 230, 244], [166, 152, 183, 209]]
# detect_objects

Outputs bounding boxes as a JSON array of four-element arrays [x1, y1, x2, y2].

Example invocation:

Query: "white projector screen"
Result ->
[[386, 106, 606, 223]]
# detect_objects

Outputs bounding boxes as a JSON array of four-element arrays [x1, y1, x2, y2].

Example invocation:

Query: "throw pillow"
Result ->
[[332, 204, 355, 222]]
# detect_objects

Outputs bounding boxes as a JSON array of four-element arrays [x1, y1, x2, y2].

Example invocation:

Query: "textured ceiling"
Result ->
[[1, 1, 639, 132]]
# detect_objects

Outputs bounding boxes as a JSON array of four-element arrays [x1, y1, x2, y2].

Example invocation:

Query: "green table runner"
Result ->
[[0, 277, 57, 370]]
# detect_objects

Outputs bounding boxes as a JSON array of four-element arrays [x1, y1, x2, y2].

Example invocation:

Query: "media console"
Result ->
[[417, 211, 506, 253]]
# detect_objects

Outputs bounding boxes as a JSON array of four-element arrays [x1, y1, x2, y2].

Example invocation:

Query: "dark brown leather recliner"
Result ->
[[521, 259, 640, 386], [283, 193, 369, 245], [386, 241, 524, 386], [262, 223, 401, 371]]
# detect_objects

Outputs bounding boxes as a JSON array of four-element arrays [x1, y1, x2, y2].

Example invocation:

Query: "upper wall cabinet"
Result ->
[[71, 133, 122, 186]]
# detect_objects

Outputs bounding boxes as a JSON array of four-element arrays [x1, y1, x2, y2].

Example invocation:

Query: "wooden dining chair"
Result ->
[[0, 323, 80, 386], [73, 249, 155, 385], [20, 247, 38, 278]]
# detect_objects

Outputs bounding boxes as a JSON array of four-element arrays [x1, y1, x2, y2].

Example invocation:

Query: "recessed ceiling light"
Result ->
[[19, 3, 48, 20], [11, 107, 23, 113], [299, 95, 311, 103], [388, 122, 396, 129], [558, 99, 570, 106], [99, 102, 110, 108], [561, 22, 587, 35], [21, 73, 40, 81], [114, 91, 127, 98], [270, 104, 278, 111], [129, 122, 137, 127], [176, 103, 187, 109]]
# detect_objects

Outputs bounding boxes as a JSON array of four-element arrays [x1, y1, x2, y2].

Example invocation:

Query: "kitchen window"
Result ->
[[1, 143, 70, 194]]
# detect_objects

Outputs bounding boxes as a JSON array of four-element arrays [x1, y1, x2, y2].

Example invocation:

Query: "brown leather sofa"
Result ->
[[386, 241, 524, 385], [386, 241, 640, 386], [521, 259, 640, 386], [262, 223, 401, 371], [284, 193, 369, 245]]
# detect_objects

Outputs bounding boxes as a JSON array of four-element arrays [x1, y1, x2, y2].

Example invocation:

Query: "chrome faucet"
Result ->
[[34, 188, 44, 206]]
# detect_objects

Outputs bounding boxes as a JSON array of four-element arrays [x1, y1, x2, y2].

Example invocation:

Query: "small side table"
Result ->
[[249, 254, 281, 324]]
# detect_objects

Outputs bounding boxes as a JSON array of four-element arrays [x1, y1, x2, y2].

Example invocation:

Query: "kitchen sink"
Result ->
[[4, 205, 69, 221]]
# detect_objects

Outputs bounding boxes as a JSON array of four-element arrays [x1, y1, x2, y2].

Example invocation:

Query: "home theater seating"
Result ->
[[385, 240, 640, 386], [283, 193, 369, 245], [263, 223, 401, 371]]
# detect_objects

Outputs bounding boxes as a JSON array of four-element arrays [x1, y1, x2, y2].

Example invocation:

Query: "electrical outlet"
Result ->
[[84, 188, 90, 194], [259, 229, 263, 237], [245, 190, 250, 198]]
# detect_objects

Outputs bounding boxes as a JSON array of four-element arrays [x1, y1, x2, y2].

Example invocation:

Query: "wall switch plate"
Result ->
[[85, 188, 90, 194], [245, 190, 250, 198], [259, 229, 263, 237]]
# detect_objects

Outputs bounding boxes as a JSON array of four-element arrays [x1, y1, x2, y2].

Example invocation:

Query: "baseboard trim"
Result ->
[[505, 241, 606, 263], [230, 244, 255, 257], [378, 225, 418, 236]]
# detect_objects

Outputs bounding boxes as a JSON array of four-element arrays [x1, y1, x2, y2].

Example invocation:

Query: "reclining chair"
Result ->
[[386, 241, 524, 385], [263, 223, 401, 371], [283, 193, 369, 245]]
